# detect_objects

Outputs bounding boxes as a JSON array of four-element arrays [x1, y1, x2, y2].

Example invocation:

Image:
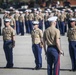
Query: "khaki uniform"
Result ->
[[67, 26, 76, 41], [49, 13, 54, 18], [14, 14, 20, 21], [33, 13, 39, 21], [2, 26, 15, 41], [74, 13, 76, 18], [57, 13, 61, 21], [19, 15, 24, 22], [39, 13, 44, 20], [24, 14, 29, 21], [60, 14, 66, 22], [2, 25, 15, 68], [59, 13, 66, 35], [43, 26, 60, 46], [66, 13, 74, 29], [44, 14, 49, 21], [28, 13, 34, 33], [10, 17, 15, 26], [44, 14, 49, 29], [14, 14, 20, 34], [28, 13, 34, 20], [38, 13, 44, 30], [43, 25, 60, 75], [31, 28, 43, 69], [18, 14, 24, 35], [31, 28, 43, 44], [67, 26, 76, 71], [68, 13, 74, 18], [24, 14, 30, 33]]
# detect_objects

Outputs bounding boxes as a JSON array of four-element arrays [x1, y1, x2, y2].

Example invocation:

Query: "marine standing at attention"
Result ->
[[31, 21, 43, 70], [14, 10, 20, 35], [67, 18, 76, 71], [43, 16, 64, 75], [2, 18, 15, 68]]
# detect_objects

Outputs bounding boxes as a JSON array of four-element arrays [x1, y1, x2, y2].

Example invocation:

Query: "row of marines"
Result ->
[[2, 15, 76, 75], [2, 7, 76, 36]]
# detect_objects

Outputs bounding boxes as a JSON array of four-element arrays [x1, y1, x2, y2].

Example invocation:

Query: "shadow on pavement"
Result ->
[[0, 67, 72, 71], [60, 69, 72, 71], [0, 67, 47, 70]]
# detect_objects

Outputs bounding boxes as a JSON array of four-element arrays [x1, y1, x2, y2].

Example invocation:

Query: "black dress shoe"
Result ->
[[34, 66, 41, 70], [72, 68, 76, 71]]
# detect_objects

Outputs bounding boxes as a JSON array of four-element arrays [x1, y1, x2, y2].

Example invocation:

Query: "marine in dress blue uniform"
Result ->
[[2, 18, 15, 68], [31, 21, 43, 70], [59, 11, 66, 35], [24, 10, 30, 33], [43, 16, 64, 75], [14, 10, 20, 35], [8, 13, 16, 29], [44, 11, 49, 29], [38, 9, 44, 30], [67, 18, 76, 71], [28, 10, 34, 33], [19, 11, 24, 35], [67, 10, 74, 29]]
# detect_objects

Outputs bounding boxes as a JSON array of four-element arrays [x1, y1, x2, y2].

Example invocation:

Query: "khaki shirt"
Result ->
[[14, 14, 20, 21], [10, 17, 15, 26], [28, 13, 34, 20], [67, 26, 76, 41], [57, 13, 61, 21], [2, 26, 15, 41], [31, 28, 43, 44], [68, 13, 74, 18], [74, 13, 76, 18], [39, 13, 44, 20], [44, 14, 49, 21], [19, 15, 24, 22], [33, 13, 39, 21], [24, 14, 29, 21], [60, 14, 66, 22], [43, 26, 60, 46]]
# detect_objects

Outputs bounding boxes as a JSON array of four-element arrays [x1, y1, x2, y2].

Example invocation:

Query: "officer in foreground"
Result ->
[[67, 18, 76, 71], [31, 21, 43, 70], [2, 18, 15, 68], [43, 16, 64, 75]]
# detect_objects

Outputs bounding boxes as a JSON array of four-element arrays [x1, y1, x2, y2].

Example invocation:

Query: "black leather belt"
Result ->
[[48, 45, 56, 47]]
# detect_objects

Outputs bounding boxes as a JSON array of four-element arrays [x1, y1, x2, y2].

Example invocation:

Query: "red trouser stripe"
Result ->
[[56, 55, 60, 75]]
